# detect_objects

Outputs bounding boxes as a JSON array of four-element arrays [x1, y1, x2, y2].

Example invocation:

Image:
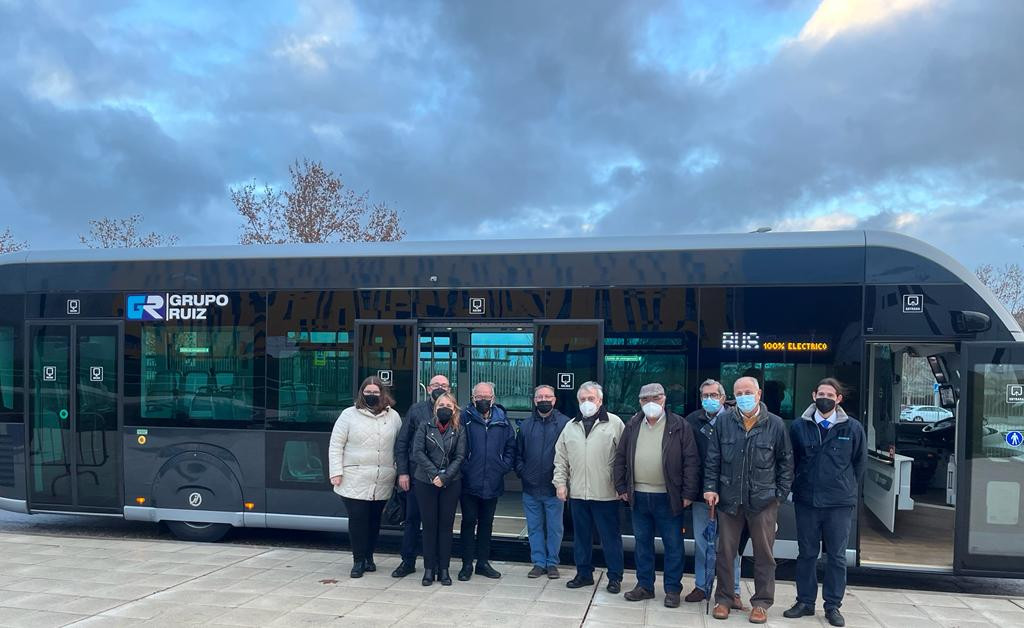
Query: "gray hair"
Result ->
[[577, 381, 603, 400], [733, 376, 761, 392], [534, 384, 556, 396], [699, 379, 726, 398], [472, 381, 496, 397]]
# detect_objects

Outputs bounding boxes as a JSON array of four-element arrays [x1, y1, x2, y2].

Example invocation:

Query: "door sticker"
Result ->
[[43, 366, 57, 382], [469, 297, 486, 315], [378, 370, 393, 385], [1007, 384, 1024, 404], [902, 294, 923, 313], [90, 366, 104, 382], [557, 372, 575, 390]]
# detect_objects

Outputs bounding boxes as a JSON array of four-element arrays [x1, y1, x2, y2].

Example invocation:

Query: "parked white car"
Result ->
[[900, 405, 953, 423]]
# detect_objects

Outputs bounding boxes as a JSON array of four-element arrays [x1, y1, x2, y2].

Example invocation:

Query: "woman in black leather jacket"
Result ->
[[411, 392, 467, 586]]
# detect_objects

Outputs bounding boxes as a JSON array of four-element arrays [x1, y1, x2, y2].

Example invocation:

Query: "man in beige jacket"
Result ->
[[553, 381, 625, 593]]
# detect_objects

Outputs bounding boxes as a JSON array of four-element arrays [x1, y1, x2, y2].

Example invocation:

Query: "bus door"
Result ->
[[354, 319, 418, 416], [956, 342, 1024, 576], [26, 322, 121, 512], [534, 319, 604, 418]]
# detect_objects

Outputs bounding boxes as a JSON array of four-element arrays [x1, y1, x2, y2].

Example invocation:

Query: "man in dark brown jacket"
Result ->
[[614, 383, 700, 608]]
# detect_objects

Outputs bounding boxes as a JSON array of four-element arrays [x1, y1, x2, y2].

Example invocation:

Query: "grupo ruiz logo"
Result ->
[[126, 293, 229, 321]]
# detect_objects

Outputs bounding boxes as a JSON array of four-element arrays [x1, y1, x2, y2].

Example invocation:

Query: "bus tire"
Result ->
[[166, 520, 232, 543]]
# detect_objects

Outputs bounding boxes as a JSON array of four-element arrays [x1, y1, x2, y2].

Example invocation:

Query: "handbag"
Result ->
[[383, 487, 407, 526]]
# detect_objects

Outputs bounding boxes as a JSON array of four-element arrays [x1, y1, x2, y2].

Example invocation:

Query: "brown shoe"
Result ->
[[623, 585, 655, 602], [712, 604, 730, 620], [732, 594, 747, 610], [749, 606, 768, 624], [664, 591, 680, 608], [684, 587, 706, 603]]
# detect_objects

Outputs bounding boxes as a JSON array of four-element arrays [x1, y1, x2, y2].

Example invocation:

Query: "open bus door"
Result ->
[[956, 342, 1024, 576]]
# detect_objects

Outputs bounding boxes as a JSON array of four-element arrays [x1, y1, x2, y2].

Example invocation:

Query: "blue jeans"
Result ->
[[399, 487, 422, 563], [631, 492, 685, 593], [523, 493, 564, 568], [795, 505, 854, 610], [570, 499, 624, 582], [692, 501, 741, 594]]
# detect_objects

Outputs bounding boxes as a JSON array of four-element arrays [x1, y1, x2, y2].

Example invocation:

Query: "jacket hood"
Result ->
[[800, 404, 850, 424], [465, 403, 509, 426], [355, 406, 392, 419], [572, 405, 609, 423]]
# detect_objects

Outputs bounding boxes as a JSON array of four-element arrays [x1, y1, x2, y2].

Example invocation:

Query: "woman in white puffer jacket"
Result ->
[[329, 375, 402, 578]]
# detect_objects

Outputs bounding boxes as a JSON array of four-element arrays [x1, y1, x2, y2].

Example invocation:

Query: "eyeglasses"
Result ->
[[701, 393, 722, 399]]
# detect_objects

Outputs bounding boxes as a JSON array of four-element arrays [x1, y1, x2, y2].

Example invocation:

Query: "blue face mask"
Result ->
[[702, 398, 721, 414], [736, 394, 757, 413]]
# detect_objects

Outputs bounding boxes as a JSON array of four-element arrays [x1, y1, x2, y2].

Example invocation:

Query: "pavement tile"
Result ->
[[314, 586, 380, 603], [935, 622, 996, 628], [266, 611, 351, 626], [473, 595, 535, 614], [876, 618, 945, 628], [903, 592, 970, 608], [849, 590, 913, 605], [0, 607, 41, 628], [92, 584, 164, 601], [100, 600, 185, 620], [57, 596, 126, 615], [10, 610, 87, 628], [64, 616, 149, 628], [862, 602, 930, 618], [585, 604, 647, 624], [962, 597, 1024, 612], [643, 607, 706, 627], [527, 600, 590, 618], [343, 601, 418, 621], [979, 609, 1024, 624], [238, 593, 308, 612], [137, 604, 230, 627], [209, 607, 287, 626], [293, 597, 361, 616]]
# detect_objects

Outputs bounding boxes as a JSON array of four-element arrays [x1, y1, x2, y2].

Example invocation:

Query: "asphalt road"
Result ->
[[2, 509, 1022, 598]]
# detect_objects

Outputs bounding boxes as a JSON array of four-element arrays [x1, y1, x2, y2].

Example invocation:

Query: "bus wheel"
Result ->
[[166, 520, 231, 543]]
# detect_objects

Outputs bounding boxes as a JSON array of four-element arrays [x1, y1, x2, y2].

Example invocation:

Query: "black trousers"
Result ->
[[460, 493, 499, 564], [415, 478, 462, 570], [341, 496, 387, 561]]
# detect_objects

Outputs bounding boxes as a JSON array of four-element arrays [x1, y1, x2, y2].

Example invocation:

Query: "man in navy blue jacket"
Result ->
[[783, 378, 866, 628], [515, 385, 571, 579], [458, 381, 517, 581]]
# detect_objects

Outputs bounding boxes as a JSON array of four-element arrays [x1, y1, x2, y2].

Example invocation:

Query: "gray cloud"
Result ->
[[0, 0, 1021, 270]]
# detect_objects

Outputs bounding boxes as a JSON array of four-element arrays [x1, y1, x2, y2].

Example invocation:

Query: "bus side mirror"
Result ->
[[951, 310, 991, 334], [937, 384, 957, 409]]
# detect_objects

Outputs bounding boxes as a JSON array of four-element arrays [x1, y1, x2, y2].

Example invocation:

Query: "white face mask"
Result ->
[[642, 402, 663, 419], [579, 400, 598, 418]]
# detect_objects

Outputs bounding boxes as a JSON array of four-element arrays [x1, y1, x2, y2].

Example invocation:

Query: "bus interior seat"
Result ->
[[281, 440, 324, 482]]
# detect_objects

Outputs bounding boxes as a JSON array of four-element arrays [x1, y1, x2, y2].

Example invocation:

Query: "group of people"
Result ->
[[328, 373, 865, 626]]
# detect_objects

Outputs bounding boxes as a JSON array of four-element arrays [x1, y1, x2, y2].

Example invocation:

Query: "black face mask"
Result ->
[[474, 399, 492, 414], [436, 407, 454, 424], [815, 397, 836, 414], [430, 387, 446, 401], [535, 401, 554, 415], [364, 394, 381, 408]]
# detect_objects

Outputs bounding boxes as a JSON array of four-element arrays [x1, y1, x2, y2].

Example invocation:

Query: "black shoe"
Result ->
[[438, 569, 452, 586], [475, 562, 502, 579], [623, 585, 655, 602], [527, 566, 547, 578], [566, 575, 595, 589], [350, 559, 366, 579], [825, 608, 845, 627], [606, 579, 621, 594], [392, 561, 416, 578], [422, 569, 435, 586], [783, 602, 815, 619], [458, 563, 473, 581], [364, 557, 376, 572]]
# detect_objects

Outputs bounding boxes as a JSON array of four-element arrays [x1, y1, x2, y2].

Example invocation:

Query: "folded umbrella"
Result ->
[[702, 504, 718, 615]]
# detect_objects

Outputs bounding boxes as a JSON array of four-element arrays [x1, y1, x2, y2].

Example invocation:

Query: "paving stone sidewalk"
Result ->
[[0, 531, 1022, 627]]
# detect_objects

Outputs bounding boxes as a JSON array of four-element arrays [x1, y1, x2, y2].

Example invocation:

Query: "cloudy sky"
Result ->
[[1, 0, 1021, 270]]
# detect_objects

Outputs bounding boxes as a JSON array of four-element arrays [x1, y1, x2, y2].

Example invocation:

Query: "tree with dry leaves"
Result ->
[[80, 214, 179, 248], [232, 159, 405, 244], [0, 228, 27, 254], [977, 262, 1024, 328]]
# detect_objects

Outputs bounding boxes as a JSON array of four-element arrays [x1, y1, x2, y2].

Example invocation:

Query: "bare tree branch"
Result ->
[[0, 228, 27, 254], [79, 214, 179, 248], [232, 159, 405, 244], [977, 263, 1024, 328]]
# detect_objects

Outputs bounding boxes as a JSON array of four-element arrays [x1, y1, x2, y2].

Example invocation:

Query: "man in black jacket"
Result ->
[[783, 379, 866, 628], [703, 376, 794, 624], [392, 374, 450, 578], [684, 379, 743, 608], [613, 383, 700, 608], [515, 385, 571, 579]]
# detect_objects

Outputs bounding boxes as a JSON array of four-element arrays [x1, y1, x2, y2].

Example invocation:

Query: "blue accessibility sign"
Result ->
[[1008, 431, 1024, 448]]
